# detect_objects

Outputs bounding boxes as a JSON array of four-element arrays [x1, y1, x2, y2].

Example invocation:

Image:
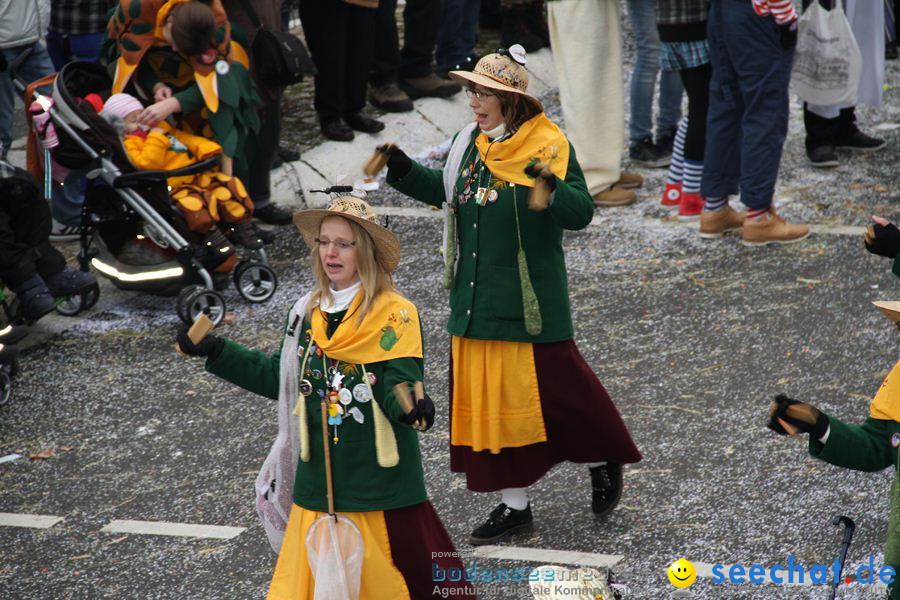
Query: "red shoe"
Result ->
[[678, 191, 703, 221], [661, 181, 681, 210]]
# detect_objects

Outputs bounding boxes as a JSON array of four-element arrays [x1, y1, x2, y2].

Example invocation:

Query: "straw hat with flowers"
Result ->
[[293, 196, 401, 273], [448, 44, 543, 113]]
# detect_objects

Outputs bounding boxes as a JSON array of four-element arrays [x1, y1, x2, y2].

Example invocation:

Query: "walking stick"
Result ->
[[829, 515, 856, 600]]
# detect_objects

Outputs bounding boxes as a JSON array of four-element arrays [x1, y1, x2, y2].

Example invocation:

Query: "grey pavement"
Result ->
[[4, 21, 900, 600]]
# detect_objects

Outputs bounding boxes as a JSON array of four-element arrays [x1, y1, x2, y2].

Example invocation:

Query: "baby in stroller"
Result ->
[[98, 92, 270, 269]]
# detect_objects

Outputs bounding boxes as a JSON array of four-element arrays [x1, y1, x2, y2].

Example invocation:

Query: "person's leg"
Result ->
[[678, 62, 712, 220], [300, 0, 348, 124], [369, 0, 401, 87], [548, 0, 624, 196], [248, 99, 287, 221], [342, 4, 383, 134], [459, 0, 482, 63], [45, 30, 67, 71], [0, 43, 55, 160], [625, 0, 659, 146], [65, 32, 105, 63], [658, 63, 684, 141], [435, 0, 466, 72], [700, 2, 743, 204], [399, 0, 439, 79], [803, 103, 839, 167]]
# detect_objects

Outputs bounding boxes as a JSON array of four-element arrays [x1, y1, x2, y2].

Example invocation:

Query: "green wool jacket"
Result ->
[[206, 310, 428, 513], [388, 129, 594, 343], [809, 415, 900, 597]]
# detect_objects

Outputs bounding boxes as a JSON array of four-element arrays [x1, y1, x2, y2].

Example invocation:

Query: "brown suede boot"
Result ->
[[700, 205, 745, 239], [593, 187, 636, 207], [741, 210, 809, 246]]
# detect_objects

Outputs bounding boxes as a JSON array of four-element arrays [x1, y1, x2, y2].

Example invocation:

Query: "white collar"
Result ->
[[320, 279, 361, 313], [480, 122, 507, 140]]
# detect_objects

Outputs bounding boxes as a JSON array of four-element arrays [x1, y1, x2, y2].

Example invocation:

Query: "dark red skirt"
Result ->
[[449, 339, 642, 492]]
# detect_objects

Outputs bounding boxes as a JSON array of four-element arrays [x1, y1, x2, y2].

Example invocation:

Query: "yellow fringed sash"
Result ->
[[310, 290, 423, 364], [869, 360, 900, 422], [474, 113, 570, 187]]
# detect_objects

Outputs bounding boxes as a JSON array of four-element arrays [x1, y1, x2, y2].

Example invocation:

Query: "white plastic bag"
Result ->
[[306, 514, 364, 600], [792, 0, 862, 106]]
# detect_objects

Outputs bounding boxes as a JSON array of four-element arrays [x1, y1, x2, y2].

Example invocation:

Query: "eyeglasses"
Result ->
[[465, 88, 495, 100], [315, 238, 356, 251]]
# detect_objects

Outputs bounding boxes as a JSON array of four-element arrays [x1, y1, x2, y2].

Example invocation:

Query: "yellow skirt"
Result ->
[[267, 504, 410, 600], [450, 335, 547, 453]]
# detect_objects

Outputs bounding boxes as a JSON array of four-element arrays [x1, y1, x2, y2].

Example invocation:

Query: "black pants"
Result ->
[[370, 0, 439, 85], [0, 167, 65, 289], [678, 62, 711, 162], [248, 97, 282, 208], [300, 0, 376, 122]]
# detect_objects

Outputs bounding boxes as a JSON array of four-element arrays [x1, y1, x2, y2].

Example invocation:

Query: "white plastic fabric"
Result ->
[[306, 514, 364, 600], [806, 0, 884, 118], [255, 293, 312, 554], [792, 0, 862, 107]]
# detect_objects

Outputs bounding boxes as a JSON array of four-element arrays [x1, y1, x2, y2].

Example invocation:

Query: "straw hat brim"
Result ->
[[448, 70, 543, 113], [873, 300, 900, 323], [293, 209, 402, 273]]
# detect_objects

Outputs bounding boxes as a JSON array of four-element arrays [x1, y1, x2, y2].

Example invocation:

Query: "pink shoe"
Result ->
[[661, 181, 681, 210], [678, 191, 703, 221]]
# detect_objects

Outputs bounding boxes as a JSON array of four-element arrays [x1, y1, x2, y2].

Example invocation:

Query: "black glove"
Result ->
[[524, 161, 557, 191], [779, 19, 798, 50], [400, 393, 435, 431], [377, 144, 412, 179], [864, 222, 900, 259], [767, 394, 829, 438], [176, 328, 225, 360]]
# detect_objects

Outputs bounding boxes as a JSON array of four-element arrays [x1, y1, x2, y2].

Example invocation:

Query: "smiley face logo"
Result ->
[[667, 558, 697, 588]]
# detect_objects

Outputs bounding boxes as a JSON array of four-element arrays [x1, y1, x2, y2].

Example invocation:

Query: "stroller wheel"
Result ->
[[54, 282, 101, 317], [234, 261, 278, 304], [177, 286, 226, 326], [0, 367, 11, 406], [81, 283, 100, 310], [175, 285, 203, 323]]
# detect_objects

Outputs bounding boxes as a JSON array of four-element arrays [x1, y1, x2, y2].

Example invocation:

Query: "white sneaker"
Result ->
[[50, 219, 80, 242]]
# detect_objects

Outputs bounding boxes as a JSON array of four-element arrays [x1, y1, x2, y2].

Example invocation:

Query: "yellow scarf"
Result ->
[[474, 113, 570, 187], [869, 359, 900, 422], [310, 290, 423, 365]]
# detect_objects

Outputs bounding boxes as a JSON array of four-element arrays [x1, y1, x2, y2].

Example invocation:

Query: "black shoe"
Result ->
[[278, 144, 300, 163], [253, 203, 293, 225], [254, 225, 276, 245], [469, 503, 533, 546], [590, 463, 623, 517], [628, 138, 670, 168], [43, 266, 96, 297], [344, 112, 385, 134], [11, 275, 56, 322], [655, 131, 676, 154], [0, 324, 29, 345], [227, 221, 265, 249], [270, 154, 283, 169], [321, 118, 354, 142], [807, 144, 839, 168], [835, 130, 886, 153]]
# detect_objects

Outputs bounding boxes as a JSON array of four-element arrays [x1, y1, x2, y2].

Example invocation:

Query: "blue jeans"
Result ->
[[436, 0, 481, 71], [701, 0, 794, 210], [45, 30, 105, 70], [0, 43, 55, 158], [626, 0, 683, 144]]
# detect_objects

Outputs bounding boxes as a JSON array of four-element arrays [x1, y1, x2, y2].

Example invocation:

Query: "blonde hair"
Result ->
[[307, 216, 399, 324]]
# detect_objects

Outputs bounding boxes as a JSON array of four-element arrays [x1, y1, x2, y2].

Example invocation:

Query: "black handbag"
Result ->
[[237, 0, 316, 87]]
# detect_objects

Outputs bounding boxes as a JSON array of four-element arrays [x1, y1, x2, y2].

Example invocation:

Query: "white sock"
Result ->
[[586, 462, 606, 469], [501, 487, 529, 511]]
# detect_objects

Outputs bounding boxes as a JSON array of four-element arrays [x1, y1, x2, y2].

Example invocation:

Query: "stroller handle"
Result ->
[[8, 46, 36, 94], [113, 155, 223, 188]]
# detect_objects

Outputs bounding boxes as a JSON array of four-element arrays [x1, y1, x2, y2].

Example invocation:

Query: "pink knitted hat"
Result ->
[[99, 93, 144, 121]]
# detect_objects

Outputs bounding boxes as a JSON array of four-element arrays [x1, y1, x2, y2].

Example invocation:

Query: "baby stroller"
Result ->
[[12, 51, 278, 326]]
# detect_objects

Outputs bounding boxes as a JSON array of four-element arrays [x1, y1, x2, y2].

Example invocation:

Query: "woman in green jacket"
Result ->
[[379, 45, 642, 545], [176, 196, 472, 600]]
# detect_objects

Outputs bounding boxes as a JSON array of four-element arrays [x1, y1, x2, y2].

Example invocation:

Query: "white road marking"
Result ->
[[473, 545, 623, 569], [0, 513, 64, 529], [100, 520, 246, 540]]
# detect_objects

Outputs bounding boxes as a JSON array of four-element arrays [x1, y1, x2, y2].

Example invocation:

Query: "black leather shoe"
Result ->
[[807, 144, 839, 169], [344, 112, 385, 134], [253, 203, 293, 225], [321, 118, 354, 142], [469, 503, 533, 546], [278, 144, 300, 162], [591, 463, 623, 517], [835, 129, 886, 152]]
